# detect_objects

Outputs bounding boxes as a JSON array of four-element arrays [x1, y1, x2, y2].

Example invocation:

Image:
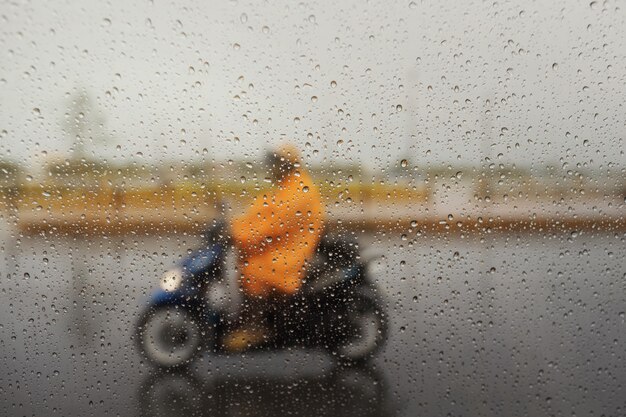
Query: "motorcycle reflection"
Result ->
[[137, 364, 394, 417]]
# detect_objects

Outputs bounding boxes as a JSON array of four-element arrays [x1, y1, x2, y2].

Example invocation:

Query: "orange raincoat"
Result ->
[[231, 170, 325, 297]]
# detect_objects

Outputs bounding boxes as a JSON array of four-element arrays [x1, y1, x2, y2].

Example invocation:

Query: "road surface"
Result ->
[[0, 223, 624, 416]]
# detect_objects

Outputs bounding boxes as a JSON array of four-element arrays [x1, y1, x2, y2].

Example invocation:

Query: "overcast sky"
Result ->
[[1, 0, 625, 172]]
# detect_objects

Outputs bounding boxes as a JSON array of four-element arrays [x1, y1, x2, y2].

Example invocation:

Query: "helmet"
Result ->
[[266, 143, 300, 167], [265, 143, 301, 179]]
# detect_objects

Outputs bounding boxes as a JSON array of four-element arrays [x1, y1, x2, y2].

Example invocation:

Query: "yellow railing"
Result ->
[[1, 181, 429, 234]]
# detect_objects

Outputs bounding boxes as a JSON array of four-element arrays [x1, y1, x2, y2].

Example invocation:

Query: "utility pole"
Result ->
[[405, 67, 420, 168], [478, 91, 494, 205]]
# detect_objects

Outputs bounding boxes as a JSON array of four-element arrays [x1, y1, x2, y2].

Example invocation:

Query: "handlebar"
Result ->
[[202, 218, 230, 245]]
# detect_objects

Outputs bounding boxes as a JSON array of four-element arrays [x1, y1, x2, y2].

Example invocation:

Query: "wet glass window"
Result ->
[[1, 1, 625, 416]]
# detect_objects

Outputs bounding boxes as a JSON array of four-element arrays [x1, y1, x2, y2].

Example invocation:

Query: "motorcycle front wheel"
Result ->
[[136, 305, 202, 369]]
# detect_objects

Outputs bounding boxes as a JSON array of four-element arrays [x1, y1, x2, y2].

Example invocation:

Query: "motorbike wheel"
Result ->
[[136, 306, 202, 369], [331, 295, 388, 364]]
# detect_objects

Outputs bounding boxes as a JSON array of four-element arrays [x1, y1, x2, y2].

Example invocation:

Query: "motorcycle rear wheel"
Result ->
[[331, 295, 387, 364]]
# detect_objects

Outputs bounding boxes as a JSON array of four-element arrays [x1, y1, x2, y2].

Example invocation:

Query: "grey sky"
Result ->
[[1, 0, 625, 172]]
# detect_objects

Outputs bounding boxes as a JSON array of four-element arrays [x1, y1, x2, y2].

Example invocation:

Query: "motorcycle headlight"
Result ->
[[160, 267, 183, 292]]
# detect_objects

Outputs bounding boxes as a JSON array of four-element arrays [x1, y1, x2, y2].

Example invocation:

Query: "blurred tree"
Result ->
[[63, 89, 113, 157], [0, 159, 21, 210], [0, 159, 20, 184]]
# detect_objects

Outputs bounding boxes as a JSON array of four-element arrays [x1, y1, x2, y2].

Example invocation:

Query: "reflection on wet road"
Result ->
[[1, 227, 625, 416], [139, 364, 391, 417]]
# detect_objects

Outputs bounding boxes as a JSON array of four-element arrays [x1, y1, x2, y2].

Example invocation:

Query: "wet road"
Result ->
[[1, 225, 625, 416]]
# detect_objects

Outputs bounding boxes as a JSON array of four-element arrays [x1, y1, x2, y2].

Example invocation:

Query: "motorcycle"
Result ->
[[135, 220, 387, 368]]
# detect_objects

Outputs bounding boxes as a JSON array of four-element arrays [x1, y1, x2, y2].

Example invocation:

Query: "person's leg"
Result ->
[[240, 294, 266, 328], [223, 283, 270, 352]]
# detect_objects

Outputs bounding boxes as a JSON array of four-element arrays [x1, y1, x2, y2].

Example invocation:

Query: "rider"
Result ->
[[225, 143, 325, 350]]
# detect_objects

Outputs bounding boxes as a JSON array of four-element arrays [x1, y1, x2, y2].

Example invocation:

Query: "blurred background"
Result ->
[[1, 0, 625, 416]]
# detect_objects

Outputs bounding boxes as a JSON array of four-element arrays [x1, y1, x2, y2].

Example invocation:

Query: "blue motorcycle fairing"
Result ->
[[148, 289, 220, 325], [181, 243, 224, 277], [150, 288, 186, 306], [141, 243, 224, 324]]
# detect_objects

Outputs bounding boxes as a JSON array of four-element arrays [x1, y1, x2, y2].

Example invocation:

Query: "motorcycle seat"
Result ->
[[302, 236, 359, 294]]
